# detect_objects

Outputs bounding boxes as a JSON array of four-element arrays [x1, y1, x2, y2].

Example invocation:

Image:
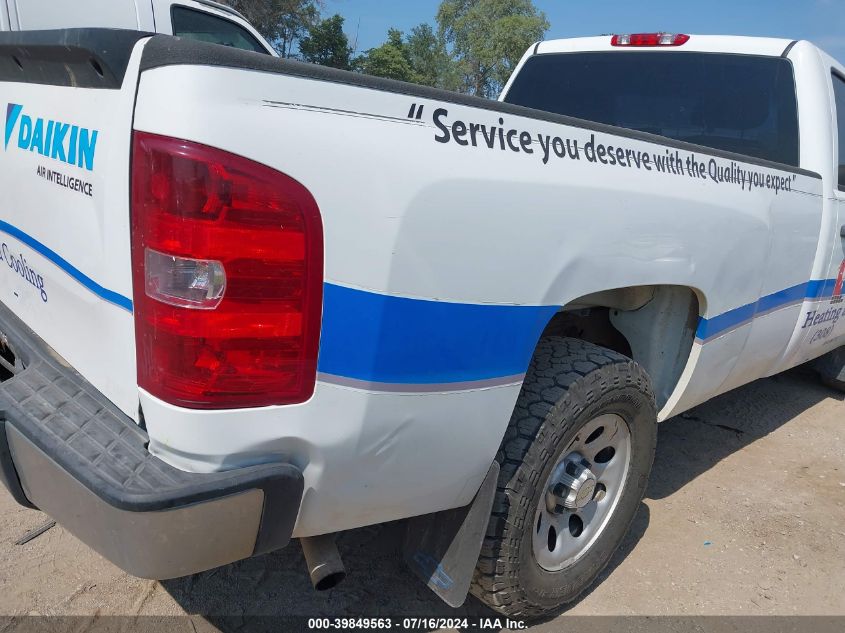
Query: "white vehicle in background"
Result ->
[[0, 6, 844, 616], [0, 0, 275, 54]]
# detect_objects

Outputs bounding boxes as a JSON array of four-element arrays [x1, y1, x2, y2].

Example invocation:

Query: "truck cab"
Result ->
[[0, 0, 275, 55], [501, 34, 845, 412]]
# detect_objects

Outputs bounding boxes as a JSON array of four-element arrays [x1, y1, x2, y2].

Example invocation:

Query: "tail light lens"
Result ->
[[611, 33, 690, 47], [131, 131, 323, 409]]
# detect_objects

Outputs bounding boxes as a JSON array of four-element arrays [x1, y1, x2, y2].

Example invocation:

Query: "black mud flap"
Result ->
[[403, 461, 499, 607]]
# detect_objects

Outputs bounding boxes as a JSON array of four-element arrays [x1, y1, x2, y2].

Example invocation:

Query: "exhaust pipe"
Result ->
[[301, 533, 346, 590]]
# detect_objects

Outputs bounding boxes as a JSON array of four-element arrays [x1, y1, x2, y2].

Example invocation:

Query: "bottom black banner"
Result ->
[[0, 616, 842, 633]]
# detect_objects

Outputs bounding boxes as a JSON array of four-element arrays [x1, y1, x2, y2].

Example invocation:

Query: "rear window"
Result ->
[[504, 52, 799, 167], [171, 6, 268, 55]]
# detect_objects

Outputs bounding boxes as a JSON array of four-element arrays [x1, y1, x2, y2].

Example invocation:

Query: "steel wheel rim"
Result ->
[[532, 413, 632, 572]]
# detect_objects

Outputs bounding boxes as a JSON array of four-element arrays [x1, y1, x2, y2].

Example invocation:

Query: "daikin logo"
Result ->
[[4, 103, 98, 171]]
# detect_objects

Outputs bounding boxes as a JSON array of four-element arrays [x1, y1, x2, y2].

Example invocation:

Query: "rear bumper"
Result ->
[[0, 300, 303, 580]]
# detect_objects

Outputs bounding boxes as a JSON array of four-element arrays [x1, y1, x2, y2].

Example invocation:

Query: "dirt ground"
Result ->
[[0, 366, 843, 628]]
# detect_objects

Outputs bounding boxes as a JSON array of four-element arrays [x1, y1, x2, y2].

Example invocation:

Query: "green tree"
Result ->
[[299, 14, 352, 69], [225, 0, 320, 57], [406, 23, 460, 90], [437, 0, 549, 98], [356, 29, 415, 82]]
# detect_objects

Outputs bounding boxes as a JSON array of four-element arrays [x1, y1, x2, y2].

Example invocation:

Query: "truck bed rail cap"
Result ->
[[0, 28, 152, 89], [139, 35, 822, 181]]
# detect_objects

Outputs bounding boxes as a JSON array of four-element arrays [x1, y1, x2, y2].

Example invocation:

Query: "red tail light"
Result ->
[[131, 131, 323, 409], [611, 33, 690, 47]]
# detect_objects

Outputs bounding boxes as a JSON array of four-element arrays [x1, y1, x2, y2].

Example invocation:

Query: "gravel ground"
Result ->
[[0, 366, 843, 628]]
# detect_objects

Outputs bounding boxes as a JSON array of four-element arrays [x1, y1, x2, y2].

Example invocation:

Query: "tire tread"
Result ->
[[469, 337, 656, 617]]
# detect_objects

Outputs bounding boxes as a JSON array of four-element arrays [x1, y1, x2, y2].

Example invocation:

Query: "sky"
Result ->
[[323, 0, 845, 63]]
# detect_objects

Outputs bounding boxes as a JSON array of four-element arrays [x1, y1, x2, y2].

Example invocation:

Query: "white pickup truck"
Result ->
[[0, 8, 843, 616]]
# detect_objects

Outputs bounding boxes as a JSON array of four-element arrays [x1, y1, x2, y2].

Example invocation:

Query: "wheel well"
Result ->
[[541, 285, 700, 410], [541, 307, 633, 358]]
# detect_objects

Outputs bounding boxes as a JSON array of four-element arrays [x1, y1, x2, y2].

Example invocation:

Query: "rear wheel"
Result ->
[[470, 337, 657, 617]]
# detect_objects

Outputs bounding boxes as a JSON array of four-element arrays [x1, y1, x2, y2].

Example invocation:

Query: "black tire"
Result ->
[[470, 337, 657, 617], [814, 346, 845, 392]]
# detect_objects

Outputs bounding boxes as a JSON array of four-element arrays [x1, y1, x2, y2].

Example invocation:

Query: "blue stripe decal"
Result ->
[[755, 282, 808, 313], [0, 220, 133, 312], [805, 278, 832, 299], [2, 217, 840, 383], [696, 278, 836, 342], [318, 283, 558, 385]]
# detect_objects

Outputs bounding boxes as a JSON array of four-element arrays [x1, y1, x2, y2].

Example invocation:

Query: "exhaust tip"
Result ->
[[301, 534, 346, 591], [314, 570, 346, 591]]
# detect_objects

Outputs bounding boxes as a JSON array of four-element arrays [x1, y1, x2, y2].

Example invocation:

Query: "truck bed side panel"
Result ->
[[132, 39, 824, 533]]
